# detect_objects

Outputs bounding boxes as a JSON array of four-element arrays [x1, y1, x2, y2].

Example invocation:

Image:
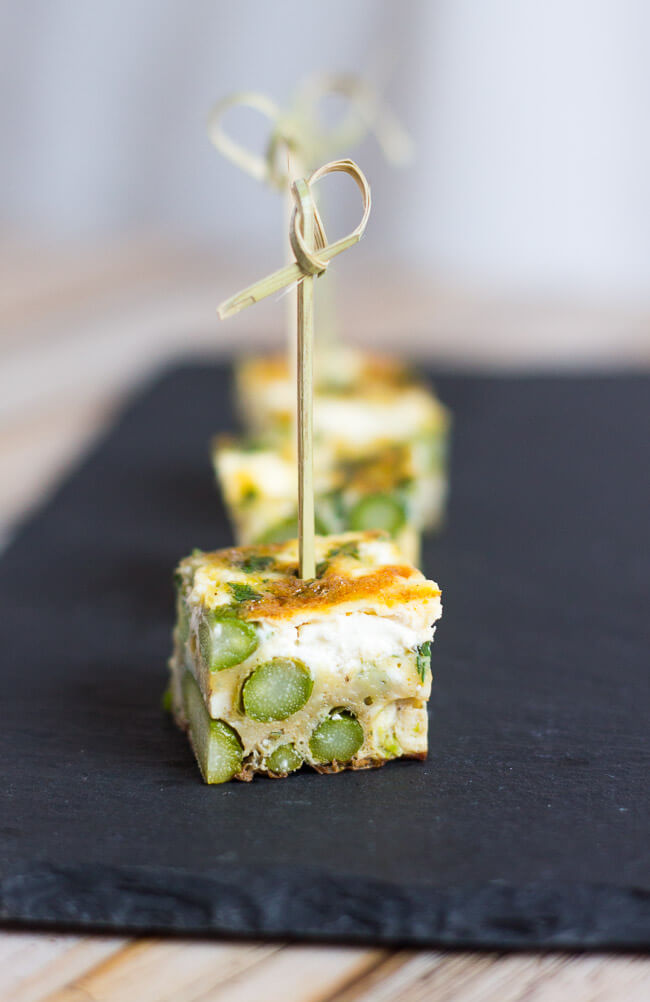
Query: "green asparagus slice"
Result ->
[[175, 589, 190, 647], [266, 743, 303, 775], [349, 493, 406, 535], [315, 493, 346, 534], [256, 513, 327, 544], [309, 711, 364, 763], [182, 672, 243, 783], [242, 658, 313, 722], [199, 612, 258, 671]]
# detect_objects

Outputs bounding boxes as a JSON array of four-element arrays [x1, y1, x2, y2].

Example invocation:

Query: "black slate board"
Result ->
[[0, 363, 648, 949]]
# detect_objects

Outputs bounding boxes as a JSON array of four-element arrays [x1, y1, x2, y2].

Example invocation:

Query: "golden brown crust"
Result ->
[[338, 445, 413, 493], [240, 355, 287, 381], [312, 757, 387, 774], [236, 566, 439, 621], [200, 530, 386, 569], [186, 531, 440, 622], [312, 751, 427, 773], [234, 751, 427, 781]]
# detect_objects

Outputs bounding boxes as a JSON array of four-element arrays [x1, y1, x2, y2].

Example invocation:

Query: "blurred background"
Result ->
[[1, 0, 649, 534]]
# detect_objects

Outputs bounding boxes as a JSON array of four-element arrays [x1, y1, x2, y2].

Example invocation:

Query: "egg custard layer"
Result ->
[[169, 531, 442, 783]]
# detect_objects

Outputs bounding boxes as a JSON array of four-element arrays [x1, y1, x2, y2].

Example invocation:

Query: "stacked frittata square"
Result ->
[[214, 437, 437, 564], [214, 348, 450, 563], [169, 531, 442, 783]]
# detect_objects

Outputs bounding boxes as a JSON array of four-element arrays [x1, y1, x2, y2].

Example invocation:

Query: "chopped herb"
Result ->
[[416, 641, 431, 682], [238, 438, 267, 452], [228, 581, 261, 603], [315, 560, 329, 578], [327, 541, 360, 560], [240, 485, 260, 504], [338, 457, 366, 482], [319, 377, 353, 395], [173, 569, 183, 590], [238, 554, 275, 574]]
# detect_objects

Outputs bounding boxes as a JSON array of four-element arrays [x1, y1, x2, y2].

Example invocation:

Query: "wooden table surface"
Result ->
[[1, 237, 648, 1001]]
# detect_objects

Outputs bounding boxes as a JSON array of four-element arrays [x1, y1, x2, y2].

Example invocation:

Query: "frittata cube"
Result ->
[[235, 349, 450, 469], [214, 436, 445, 565], [169, 531, 442, 783], [236, 347, 416, 435]]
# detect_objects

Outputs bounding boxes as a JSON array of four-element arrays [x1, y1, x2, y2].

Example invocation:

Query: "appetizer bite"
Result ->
[[235, 346, 450, 460], [221, 347, 450, 561], [169, 531, 442, 783], [170, 159, 446, 786], [213, 433, 446, 564]]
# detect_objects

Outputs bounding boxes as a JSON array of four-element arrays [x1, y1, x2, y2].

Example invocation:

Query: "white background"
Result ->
[[2, 0, 649, 304]]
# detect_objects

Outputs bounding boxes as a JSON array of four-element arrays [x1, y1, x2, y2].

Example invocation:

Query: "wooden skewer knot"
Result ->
[[216, 159, 371, 321], [290, 159, 371, 282], [290, 177, 329, 277], [216, 158, 372, 581], [208, 76, 412, 190]]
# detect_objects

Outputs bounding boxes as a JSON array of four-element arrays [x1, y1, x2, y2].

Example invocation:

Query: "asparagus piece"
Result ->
[[182, 672, 243, 783], [257, 513, 327, 544], [175, 588, 190, 647], [349, 493, 406, 534], [266, 743, 303, 775], [242, 658, 313, 721], [309, 710, 364, 763], [199, 612, 258, 671]]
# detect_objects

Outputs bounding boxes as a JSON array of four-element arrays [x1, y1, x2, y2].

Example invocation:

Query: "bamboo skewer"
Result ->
[[218, 160, 370, 321], [208, 77, 409, 350], [217, 159, 371, 579], [283, 147, 305, 416], [295, 177, 316, 578]]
